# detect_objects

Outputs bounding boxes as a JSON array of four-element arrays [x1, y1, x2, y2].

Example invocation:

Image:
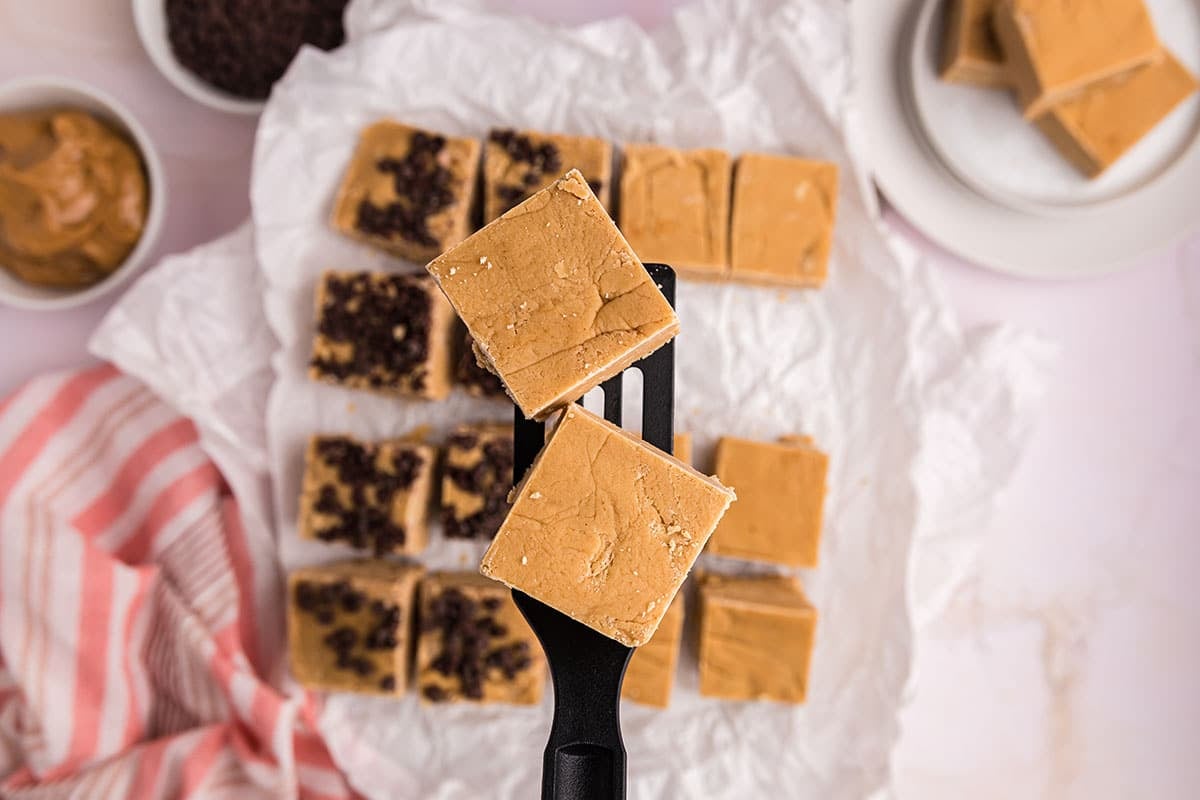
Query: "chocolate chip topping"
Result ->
[[488, 129, 567, 215], [442, 433, 514, 540], [355, 131, 459, 247], [307, 435, 424, 555], [296, 577, 403, 687], [310, 272, 435, 394], [420, 587, 533, 701], [455, 326, 506, 398]]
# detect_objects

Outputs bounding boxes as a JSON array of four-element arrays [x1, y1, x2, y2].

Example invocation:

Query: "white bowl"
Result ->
[[0, 76, 167, 311], [131, 0, 266, 115]]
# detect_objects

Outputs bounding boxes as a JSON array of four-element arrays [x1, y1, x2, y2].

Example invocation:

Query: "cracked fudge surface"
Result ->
[[940, 0, 1008, 87], [730, 153, 839, 289], [620, 593, 684, 708], [288, 560, 423, 695], [618, 144, 731, 280], [480, 405, 735, 648], [1034, 51, 1198, 178], [709, 435, 828, 568], [426, 169, 679, 420], [331, 120, 480, 263], [992, 0, 1160, 118], [698, 573, 817, 704], [415, 572, 546, 704], [309, 270, 454, 399], [484, 128, 612, 224], [440, 423, 513, 540], [298, 434, 435, 556]]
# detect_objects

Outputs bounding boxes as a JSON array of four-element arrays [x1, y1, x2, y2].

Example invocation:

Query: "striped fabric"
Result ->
[[0, 365, 354, 799]]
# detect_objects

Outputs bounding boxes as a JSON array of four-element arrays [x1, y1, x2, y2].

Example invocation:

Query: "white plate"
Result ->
[[854, 0, 1200, 279]]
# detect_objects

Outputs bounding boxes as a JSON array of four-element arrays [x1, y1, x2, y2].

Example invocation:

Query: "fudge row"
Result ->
[[331, 119, 840, 289], [289, 559, 817, 707], [941, 0, 1198, 177]]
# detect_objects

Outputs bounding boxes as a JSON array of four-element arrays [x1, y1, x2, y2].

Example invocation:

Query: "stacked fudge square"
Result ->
[[941, 0, 1199, 178]]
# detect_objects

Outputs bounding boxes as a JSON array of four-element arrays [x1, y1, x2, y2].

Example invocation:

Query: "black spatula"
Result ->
[[511, 262, 677, 800]]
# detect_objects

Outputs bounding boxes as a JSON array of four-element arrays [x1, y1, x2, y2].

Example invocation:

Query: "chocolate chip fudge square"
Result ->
[[483, 128, 612, 223], [288, 560, 423, 696], [332, 120, 481, 263], [416, 572, 546, 704], [440, 423, 513, 540], [298, 434, 435, 556], [454, 324, 506, 398], [309, 270, 454, 399], [427, 169, 679, 420], [698, 573, 817, 704]]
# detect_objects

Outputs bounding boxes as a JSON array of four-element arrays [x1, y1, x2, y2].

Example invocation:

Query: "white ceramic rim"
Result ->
[[130, 0, 265, 116], [0, 75, 167, 311], [853, 0, 1200, 280]]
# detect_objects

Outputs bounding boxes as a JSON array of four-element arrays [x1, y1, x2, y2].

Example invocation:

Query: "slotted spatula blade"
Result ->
[[511, 263, 676, 800]]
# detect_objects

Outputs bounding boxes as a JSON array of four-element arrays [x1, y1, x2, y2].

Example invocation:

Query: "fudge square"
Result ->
[[619, 144, 732, 280], [454, 324, 507, 398], [672, 432, 692, 465], [309, 270, 455, 399], [620, 593, 684, 708], [298, 434, 435, 556], [427, 169, 679, 420], [480, 405, 735, 647], [992, 0, 1160, 118], [484, 128, 612, 223], [440, 422, 514, 540], [288, 560, 423, 696], [708, 435, 828, 568], [415, 572, 546, 704], [697, 573, 817, 704], [331, 120, 480, 263], [729, 153, 839, 289], [1035, 52, 1198, 178], [940, 0, 1008, 87]]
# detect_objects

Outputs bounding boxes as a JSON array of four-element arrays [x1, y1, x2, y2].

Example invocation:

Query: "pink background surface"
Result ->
[[1, 1, 1197, 797]]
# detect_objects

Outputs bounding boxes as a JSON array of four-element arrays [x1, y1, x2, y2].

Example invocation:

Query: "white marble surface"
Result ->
[[0, 1, 1197, 798]]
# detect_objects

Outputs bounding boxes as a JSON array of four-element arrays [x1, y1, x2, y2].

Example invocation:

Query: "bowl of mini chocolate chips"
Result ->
[[132, 0, 351, 114]]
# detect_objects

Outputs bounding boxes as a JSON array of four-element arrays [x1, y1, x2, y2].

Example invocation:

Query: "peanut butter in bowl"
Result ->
[[0, 108, 149, 289]]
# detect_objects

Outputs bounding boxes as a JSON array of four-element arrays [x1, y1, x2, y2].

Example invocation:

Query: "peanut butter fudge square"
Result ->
[[940, 0, 1008, 88], [288, 560, 423, 695], [698, 573, 817, 704], [441, 423, 513, 539], [619, 144, 732, 280], [709, 435, 828, 568], [415, 572, 546, 704], [309, 270, 454, 399], [454, 324, 507, 398], [427, 169, 679, 420], [299, 434, 435, 556], [729, 153, 839, 289], [484, 128, 612, 223], [480, 405, 735, 647], [332, 121, 480, 263], [620, 593, 684, 708], [993, 0, 1160, 118], [1035, 52, 1198, 178]]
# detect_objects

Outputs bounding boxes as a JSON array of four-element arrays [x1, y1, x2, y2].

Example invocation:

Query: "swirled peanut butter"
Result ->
[[0, 109, 148, 289]]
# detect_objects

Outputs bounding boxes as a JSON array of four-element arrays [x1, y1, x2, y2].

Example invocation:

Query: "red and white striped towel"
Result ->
[[0, 365, 354, 799]]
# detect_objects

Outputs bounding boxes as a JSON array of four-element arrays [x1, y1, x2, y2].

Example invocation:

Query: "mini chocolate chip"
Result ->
[[422, 684, 449, 702], [379, 675, 397, 691]]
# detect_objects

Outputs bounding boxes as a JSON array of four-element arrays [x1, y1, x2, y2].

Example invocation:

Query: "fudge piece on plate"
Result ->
[[1034, 51, 1198, 178], [288, 560, 423, 695], [415, 572, 546, 704], [992, 0, 1160, 118], [484, 128, 612, 223], [698, 573, 817, 704], [427, 169, 679, 420], [940, 0, 1008, 87], [331, 120, 480, 263], [440, 422, 514, 540], [620, 593, 685, 708], [619, 143, 732, 280], [298, 434, 435, 556], [309, 270, 455, 399], [480, 405, 735, 647], [708, 435, 828, 568], [729, 153, 839, 289]]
